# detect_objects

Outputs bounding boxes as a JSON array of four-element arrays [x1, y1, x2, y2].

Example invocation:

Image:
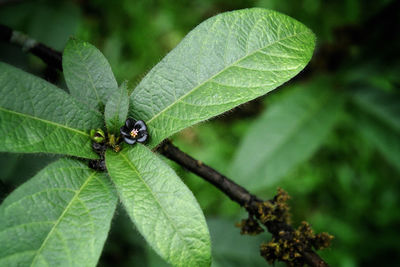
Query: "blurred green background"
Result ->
[[0, 0, 399, 266]]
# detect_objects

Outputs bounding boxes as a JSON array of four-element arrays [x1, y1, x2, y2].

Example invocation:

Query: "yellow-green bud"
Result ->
[[90, 128, 105, 143]]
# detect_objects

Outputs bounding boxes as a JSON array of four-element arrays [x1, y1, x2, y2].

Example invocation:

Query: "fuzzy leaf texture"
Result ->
[[105, 81, 129, 135], [129, 8, 316, 148], [106, 145, 211, 267], [0, 158, 118, 266], [0, 62, 103, 158], [229, 79, 344, 190], [63, 38, 118, 110]]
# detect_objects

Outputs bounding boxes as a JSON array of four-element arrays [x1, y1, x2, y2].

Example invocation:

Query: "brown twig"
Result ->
[[0, 23, 330, 267], [157, 140, 330, 267], [155, 139, 261, 206], [0, 24, 62, 70]]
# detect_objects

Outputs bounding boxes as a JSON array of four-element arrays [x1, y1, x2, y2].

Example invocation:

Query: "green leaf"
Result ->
[[63, 38, 118, 110], [106, 145, 211, 267], [129, 8, 316, 148], [105, 81, 129, 135], [28, 3, 81, 51], [208, 218, 268, 267], [229, 80, 344, 190], [0, 158, 118, 266], [0, 62, 103, 158], [352, 89, 400, 172]]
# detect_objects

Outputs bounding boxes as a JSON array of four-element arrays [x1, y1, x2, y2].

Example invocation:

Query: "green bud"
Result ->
[[90, 128, 105, 143]]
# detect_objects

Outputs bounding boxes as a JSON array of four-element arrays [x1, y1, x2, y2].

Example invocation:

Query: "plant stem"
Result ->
[[0, 23, 329, 267], [157, 140, 329, 267], [0, 24, 62, 70]]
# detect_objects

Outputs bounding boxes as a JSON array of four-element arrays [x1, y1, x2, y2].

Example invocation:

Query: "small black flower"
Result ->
[[120, 118, 148, 145]]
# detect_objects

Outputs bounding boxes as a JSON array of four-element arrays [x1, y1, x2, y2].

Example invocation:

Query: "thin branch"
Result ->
[[0, 24, 62, 70], [156, 139, 261, 206], [0, 23, 330, 267], [157, 140, 329, 267]]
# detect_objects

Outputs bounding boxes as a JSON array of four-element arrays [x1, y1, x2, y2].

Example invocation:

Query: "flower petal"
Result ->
[[134, 120, 147, 131], [125, 118, 136, 128], [136, 133, 148, 143], [120, 125, 130, 136], [123, 136, 136, 145]]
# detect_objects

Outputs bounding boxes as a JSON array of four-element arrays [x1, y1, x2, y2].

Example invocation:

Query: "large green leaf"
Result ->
[[106, 145, 211, 267], [129, 8, 316, 148], [352, 89, 400, 172], [63, 38, 118, 110], [0, 62, 103, 158], [229, 80, 344, 191], [105, 81, 129, 135], [0, 158, 118, 266]]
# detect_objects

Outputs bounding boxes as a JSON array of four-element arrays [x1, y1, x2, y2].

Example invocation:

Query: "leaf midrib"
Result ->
[[0, 107, 89, 137], [118, 151, 191, 261], [75, 46, 101, 105], [143, 30, 310, 125], [30, 171, 97, 266]]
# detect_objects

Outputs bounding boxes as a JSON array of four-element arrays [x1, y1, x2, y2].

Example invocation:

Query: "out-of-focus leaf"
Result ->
[[229, 80, 344, 190], [0, 158, 118, 266], [0, 62, 103, 158], [63, 38, 118, 110], [129, 8, 316, 148], [146, 246, 170, 267], [28, 3, 81, 51], [208, 218, 269, 267], [105, 81, 129, 135], [0, 3, 80, 51], [352, 89, 400, 172], [105, 145, 211, 267]]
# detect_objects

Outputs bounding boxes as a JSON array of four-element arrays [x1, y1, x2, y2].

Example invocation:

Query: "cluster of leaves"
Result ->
[[0, 8, 316, 266]]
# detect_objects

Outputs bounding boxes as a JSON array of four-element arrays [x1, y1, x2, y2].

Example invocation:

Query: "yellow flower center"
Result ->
[[130, 129, 139, 138]]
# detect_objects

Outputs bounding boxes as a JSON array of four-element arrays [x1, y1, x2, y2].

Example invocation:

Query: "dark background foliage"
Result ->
[[0, 0, 399, 266]]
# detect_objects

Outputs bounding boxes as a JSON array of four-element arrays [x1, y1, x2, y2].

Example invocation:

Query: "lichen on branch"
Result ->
[[238, 188, 333, 266]]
